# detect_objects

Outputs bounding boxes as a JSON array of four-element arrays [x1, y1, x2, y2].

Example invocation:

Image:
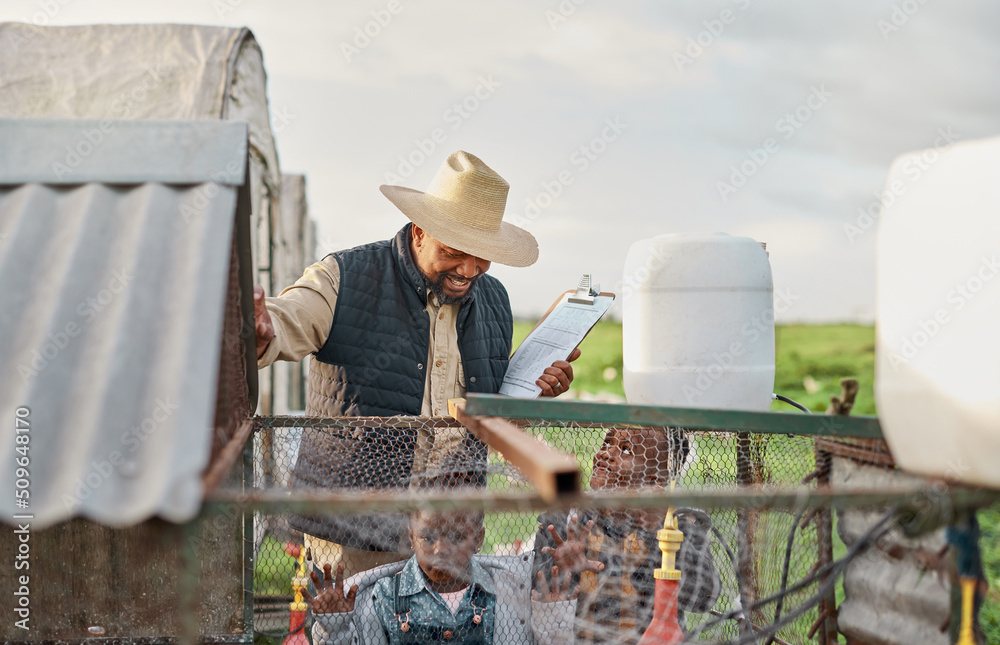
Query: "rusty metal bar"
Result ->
[[257, 415, 464, 429], [736, 433, 762, 629], [449, 398, 580, 501], [815, 445, 839, 645], [204, 484, 998, 516], [241, 428, 254, 638], [6, 639, 253, 644], [814, 437, 896, 469], [257, 414, 668, 430], [809, 605, 837, 640], [202, 418, 254, 495], [817, 379, 861, 645]]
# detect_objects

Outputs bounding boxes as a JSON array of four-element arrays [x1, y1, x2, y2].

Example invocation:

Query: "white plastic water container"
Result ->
[[875, 135, 1000, 489], [622, 233, 775, 411]]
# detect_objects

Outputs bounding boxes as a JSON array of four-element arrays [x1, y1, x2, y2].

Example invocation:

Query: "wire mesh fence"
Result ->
[[246, 415, 851, 644]]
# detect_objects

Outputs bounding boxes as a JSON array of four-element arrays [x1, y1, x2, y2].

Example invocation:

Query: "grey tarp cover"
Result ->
[[0, 22, 280, 195], [0, 21, 285, 292]]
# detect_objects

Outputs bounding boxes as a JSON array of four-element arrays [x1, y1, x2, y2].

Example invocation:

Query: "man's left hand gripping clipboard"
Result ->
[[499, 275, 615, 399]]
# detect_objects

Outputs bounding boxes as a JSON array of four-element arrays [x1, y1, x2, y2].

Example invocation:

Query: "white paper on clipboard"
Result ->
[[499, 292, 615, 398]]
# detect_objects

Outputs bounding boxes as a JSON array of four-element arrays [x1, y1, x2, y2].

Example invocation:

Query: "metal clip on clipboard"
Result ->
[[568, 273, 601, 305]]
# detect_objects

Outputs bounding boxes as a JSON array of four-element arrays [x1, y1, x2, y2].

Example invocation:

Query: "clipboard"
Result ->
[[499, 274, 615, 399]]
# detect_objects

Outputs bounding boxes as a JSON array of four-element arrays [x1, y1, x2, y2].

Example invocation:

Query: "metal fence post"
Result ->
[[179, 520, 200, 645], [736, 432, 761, 632], [243, 420, 256, 637], [815, 446, 838, 645]]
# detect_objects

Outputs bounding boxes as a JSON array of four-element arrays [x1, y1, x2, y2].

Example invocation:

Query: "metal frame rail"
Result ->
[[211, 395, 997, 645]]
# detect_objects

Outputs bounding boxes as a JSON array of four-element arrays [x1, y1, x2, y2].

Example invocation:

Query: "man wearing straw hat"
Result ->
[[255, 150, 579, 578]]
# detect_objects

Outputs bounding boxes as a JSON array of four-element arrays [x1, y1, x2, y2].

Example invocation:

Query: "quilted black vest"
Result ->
[[312, 224, 512, 414], [289, 225, 512, 548]]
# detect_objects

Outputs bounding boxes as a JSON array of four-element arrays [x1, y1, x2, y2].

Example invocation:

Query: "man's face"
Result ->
[[409, 511, 485, 592], [410, 226, 492, 304], [589, 427, 667, 491]]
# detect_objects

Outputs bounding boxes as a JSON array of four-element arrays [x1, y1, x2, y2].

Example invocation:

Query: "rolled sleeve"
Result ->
[[531, 598, 577, 645], [310, 610, 358, 645], [257, 258, 340, 368]]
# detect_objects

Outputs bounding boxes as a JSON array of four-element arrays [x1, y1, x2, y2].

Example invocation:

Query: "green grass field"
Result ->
[[514, 319, 627, 399], [513, 320, 878, 414], [255, 322, 998, 642]]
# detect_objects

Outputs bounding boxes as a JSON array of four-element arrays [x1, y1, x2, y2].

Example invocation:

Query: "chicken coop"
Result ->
[[0, 117, 257, 641], [238, 393, 995, 645]]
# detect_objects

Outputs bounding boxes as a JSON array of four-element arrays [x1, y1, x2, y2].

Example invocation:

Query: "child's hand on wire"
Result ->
[[532, 565, 580, 603], [542, 515, 604, 576], [305, 563, 358, 614]]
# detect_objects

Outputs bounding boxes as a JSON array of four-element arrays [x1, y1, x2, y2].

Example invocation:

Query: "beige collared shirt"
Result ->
[[257, 256, 467, 417]]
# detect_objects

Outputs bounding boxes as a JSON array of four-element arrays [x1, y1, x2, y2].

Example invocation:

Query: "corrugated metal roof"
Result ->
[[0, 118, 251, 529]]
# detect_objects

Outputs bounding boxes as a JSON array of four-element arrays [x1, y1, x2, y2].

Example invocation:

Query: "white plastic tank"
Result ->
[[622, 233, 775, 411], [875, 135, 1000, 489]]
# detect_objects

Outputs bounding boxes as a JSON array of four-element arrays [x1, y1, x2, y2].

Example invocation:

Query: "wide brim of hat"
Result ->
[[380, 185, 539, 267]]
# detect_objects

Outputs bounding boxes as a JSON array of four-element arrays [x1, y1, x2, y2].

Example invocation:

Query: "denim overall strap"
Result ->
[[388, 576, 494, 644]]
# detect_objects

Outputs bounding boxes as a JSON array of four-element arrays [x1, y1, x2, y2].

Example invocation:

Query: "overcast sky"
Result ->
[[4, 0, 1000, 321]]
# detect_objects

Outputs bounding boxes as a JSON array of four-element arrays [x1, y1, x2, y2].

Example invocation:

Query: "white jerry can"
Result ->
[[622, 233, 775, 411], [876, 135, 1000, 489]]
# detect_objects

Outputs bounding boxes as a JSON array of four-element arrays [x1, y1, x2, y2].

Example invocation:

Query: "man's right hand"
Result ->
[[306, 563, 358, 614], [253, 285, 274, 360]]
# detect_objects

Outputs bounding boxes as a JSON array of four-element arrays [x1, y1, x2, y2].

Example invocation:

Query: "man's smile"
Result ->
[[430, 271, 483, 304], [445, 274, 473, 291]]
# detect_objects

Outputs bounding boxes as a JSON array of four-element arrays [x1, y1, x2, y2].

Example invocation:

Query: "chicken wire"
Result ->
[[247, 415, 856, 645]]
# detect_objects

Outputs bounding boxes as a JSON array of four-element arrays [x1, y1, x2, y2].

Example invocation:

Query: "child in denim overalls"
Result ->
[[310, 507, 579, 645]]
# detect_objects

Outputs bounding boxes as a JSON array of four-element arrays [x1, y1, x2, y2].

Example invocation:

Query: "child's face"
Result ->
[[590, 427, 666, 491], [409, 511, 485, 593]]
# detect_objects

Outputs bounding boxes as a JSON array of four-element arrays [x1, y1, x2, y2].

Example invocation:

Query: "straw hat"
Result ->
[[380, 151, 539, 267]]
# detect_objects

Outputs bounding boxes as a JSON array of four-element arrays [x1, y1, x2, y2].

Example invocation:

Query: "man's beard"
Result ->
[[425, 272, 482, 305]]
